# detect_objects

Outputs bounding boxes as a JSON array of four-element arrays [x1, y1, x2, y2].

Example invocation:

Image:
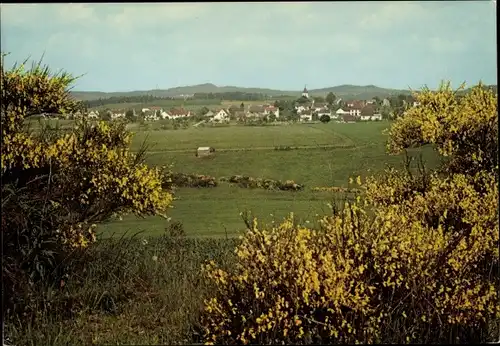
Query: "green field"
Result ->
[[98, 121, 440, 238]]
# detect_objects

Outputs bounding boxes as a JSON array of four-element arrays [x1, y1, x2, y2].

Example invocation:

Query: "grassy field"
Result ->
[[98, 121, 440, 238]]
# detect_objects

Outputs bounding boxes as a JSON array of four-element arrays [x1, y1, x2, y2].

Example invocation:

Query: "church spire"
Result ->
[[302, 84, 309, 98]]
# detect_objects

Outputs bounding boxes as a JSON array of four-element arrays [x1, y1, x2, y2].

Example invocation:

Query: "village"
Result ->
[[77, 86, 422, 124]]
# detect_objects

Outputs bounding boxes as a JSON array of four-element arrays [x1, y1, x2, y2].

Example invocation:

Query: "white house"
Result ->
[[336, 108, 350, 116], [360, 105, 383, 121], [263, 105, 280, 118], [166, 108, 191, 119], [295, 105, 309, 113], [299, 110, 313, 122], [144, 112, 159, 121], [142, 108, 151, 113], [413, 101, 421, 107], [348, 108, 362, 117], [211, 109, 230, 123], [111, 112, 125, 120], [88, 110, 99, 119], [312, 103, 328, 113]]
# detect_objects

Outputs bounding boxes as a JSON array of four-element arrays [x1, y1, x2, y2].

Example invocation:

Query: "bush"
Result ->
[[163, 172, 218, 188], [221, 175, 304, 191], [1, 55, 173, 315], [201, 82, 499, 344], [319, 114, 331, 123]]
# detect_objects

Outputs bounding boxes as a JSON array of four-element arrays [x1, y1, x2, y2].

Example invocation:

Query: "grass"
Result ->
[[97, 121, 441, 238], [6, 235, 238, 345]]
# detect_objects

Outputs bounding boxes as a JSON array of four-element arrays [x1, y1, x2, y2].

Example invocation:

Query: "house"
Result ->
[[210, 109, 230, 123], [263, 105, 279, 118], [233, 110, 246, 121], [360, 105, 376, 121], [247, 105, 266, 118], [111, 112, 125, 120], [196, 146, 215, 158], [347, 106, 362, 117], [346, 100, 366, 109], [317, 108, 331, 118], [342, 114, 357, 123], [228, 105, 242, 115], [312, 103, 328, 113], [88, 110, 99, 119], [149, 106, 163, 116], [144, 112, 159, 121], [295, 104, 309, 113], [299, 110, 313, 122], [336, 108, 350, 116], [165, 108, 191, 119], [413, 101, 421, 107], [142, 108, 151, 113], [360, 105, 383, 121]]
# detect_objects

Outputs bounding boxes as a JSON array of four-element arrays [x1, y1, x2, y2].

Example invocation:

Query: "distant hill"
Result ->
[[71, 83, 497, 101]]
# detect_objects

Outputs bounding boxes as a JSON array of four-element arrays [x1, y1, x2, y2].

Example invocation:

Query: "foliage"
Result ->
[[1, 55, 173, 315], [201, 82, 499, 344], [100, 109, 112, 121], [5, 234, 238, 346], [311, 186, 361, 194], [125, 109, 135, 121], [319, 114, 331, 123], [386, 81, 497, 176], [164, 172, 218, 188], [220, 175, 304, 191]]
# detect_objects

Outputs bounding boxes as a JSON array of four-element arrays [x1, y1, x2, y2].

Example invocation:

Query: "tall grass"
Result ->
[[5, 227, 238, 345]]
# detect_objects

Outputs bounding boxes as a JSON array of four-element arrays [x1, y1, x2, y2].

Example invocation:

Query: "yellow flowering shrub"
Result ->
[[386, 81, 497, 175], [1, 55, 172, 311], [202, 82, 499, 344]]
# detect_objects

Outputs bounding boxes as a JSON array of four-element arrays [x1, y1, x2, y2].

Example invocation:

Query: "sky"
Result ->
[[1, 2, 497, 92]]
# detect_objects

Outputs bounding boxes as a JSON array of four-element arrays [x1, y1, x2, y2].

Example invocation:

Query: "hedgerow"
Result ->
[[220, 175, 304, 191], [201, 82, 499, 344], [163, 172, 218, 188]]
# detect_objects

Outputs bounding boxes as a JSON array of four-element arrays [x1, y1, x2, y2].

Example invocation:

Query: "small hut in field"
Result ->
[[196, 146, 216, 158]]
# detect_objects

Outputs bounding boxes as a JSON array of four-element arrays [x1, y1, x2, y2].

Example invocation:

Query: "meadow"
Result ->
[[99, 120, 439, 238], [10, 116, 495, 346]]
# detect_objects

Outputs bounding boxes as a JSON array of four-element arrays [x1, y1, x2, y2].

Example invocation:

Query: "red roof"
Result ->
[[169, 108, 189, 116], [343, 114, 357, 122], [347, 100, 366, 110]]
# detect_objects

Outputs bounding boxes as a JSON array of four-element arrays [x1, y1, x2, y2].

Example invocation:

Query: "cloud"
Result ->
[[0, 2, 496, 91]]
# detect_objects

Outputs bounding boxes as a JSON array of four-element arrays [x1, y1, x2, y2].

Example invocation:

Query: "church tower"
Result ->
[[302, 85, 309, 99]]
